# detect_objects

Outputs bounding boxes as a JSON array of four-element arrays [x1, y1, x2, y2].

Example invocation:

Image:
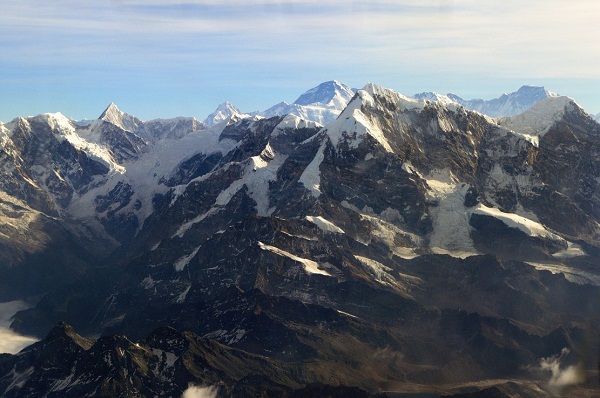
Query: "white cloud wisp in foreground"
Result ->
[[0, 301, 38, 354]]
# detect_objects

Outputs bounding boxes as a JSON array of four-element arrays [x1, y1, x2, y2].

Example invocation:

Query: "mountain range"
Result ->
[[206, 81, 567, 127], [413, 85, 559, 118], [203, 80, 357, 127], [0, 81, 598, 397]]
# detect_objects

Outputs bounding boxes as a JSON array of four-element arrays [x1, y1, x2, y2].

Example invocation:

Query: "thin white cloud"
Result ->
[[533, 348, 585, 395], [0, 301, 38, 355], [1, 0, 600, 118], [3, 0, 598, 75], [0, 329, 38, 354]]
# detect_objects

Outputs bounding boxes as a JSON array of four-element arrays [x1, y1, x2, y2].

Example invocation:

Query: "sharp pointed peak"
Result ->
[[360, 82, 415, 103], [204, 102, 243, 126], [43, 322, 95, 350], [99, 102, 123, 120], [47, 321, 77, 337], [96, 103, 142, 131], [315, 80, 345, 88], [216, 101, 239, 111], [361, 82, 386, 94]]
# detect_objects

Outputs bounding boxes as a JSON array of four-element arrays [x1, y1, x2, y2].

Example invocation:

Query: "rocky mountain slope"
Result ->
[[0, 82, 599, 397]]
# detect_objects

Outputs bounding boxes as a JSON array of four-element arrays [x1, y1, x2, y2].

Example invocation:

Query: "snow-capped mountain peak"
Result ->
[[490, 85, 559, 114], [34, 112, 76, 134], [499, 96, 579, 145], [98, 103, 143, 132], [413, 92, 459, 107], [99, 102, 124, 124], [317, 83, 421, 157], [204, 102, 243, 127], [215, 101, 238, 113], [293, 80, 355, 109], [261, 101, 290, 116], [513, 84, 558, 99], [255, 81, 356, 126], [99, 102, 120, 117], [203, 81, 357, 127], [363, 82, 425, 111]]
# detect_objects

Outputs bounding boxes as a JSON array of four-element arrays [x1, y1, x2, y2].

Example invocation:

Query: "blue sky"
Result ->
[[2, 0, 599, 122]]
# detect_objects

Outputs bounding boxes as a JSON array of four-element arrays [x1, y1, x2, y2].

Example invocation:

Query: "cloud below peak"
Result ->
[[0, 301, 38, 355]]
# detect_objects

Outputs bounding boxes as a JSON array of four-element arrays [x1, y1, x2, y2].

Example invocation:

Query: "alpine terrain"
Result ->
[[0, 81, 598, 397], [414, 85, 559, 117]]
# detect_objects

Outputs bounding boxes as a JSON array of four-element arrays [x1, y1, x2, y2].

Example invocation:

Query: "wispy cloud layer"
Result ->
[[1, 1, 599, 120], [0, 301, 38, 354]]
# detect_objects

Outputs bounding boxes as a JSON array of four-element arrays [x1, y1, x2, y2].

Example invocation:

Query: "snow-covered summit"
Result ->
[[261, 102, 290, 117], [319, 83, 424, 156], [34, 112, 76, 134], [498, 96, 579, 145], [413, 92, 459, 107], [293, 80, 356, 109], [98, 103, 143, 132], [257, 81, 356, 126], [476, 85, 559, 117], [204, 102, 243, 127], [99, 102, 120, 121], [363, 83, 425, 111]]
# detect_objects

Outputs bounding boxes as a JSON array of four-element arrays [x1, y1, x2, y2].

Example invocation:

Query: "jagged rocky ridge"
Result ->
[[0, 82, 599, 396]]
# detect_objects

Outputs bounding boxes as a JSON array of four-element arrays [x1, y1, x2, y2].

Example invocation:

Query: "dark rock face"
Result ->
[[0, 321, 392, 397], [0, 215, 94, 300], [1, 116, 108, 215], [166, 151, 222, 186], [469, 214, 567, 261], [90, 121, 148, 163], [0, 116, 115, 298], [1, 85, 599, 396], [530, 111, 600, 239]]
